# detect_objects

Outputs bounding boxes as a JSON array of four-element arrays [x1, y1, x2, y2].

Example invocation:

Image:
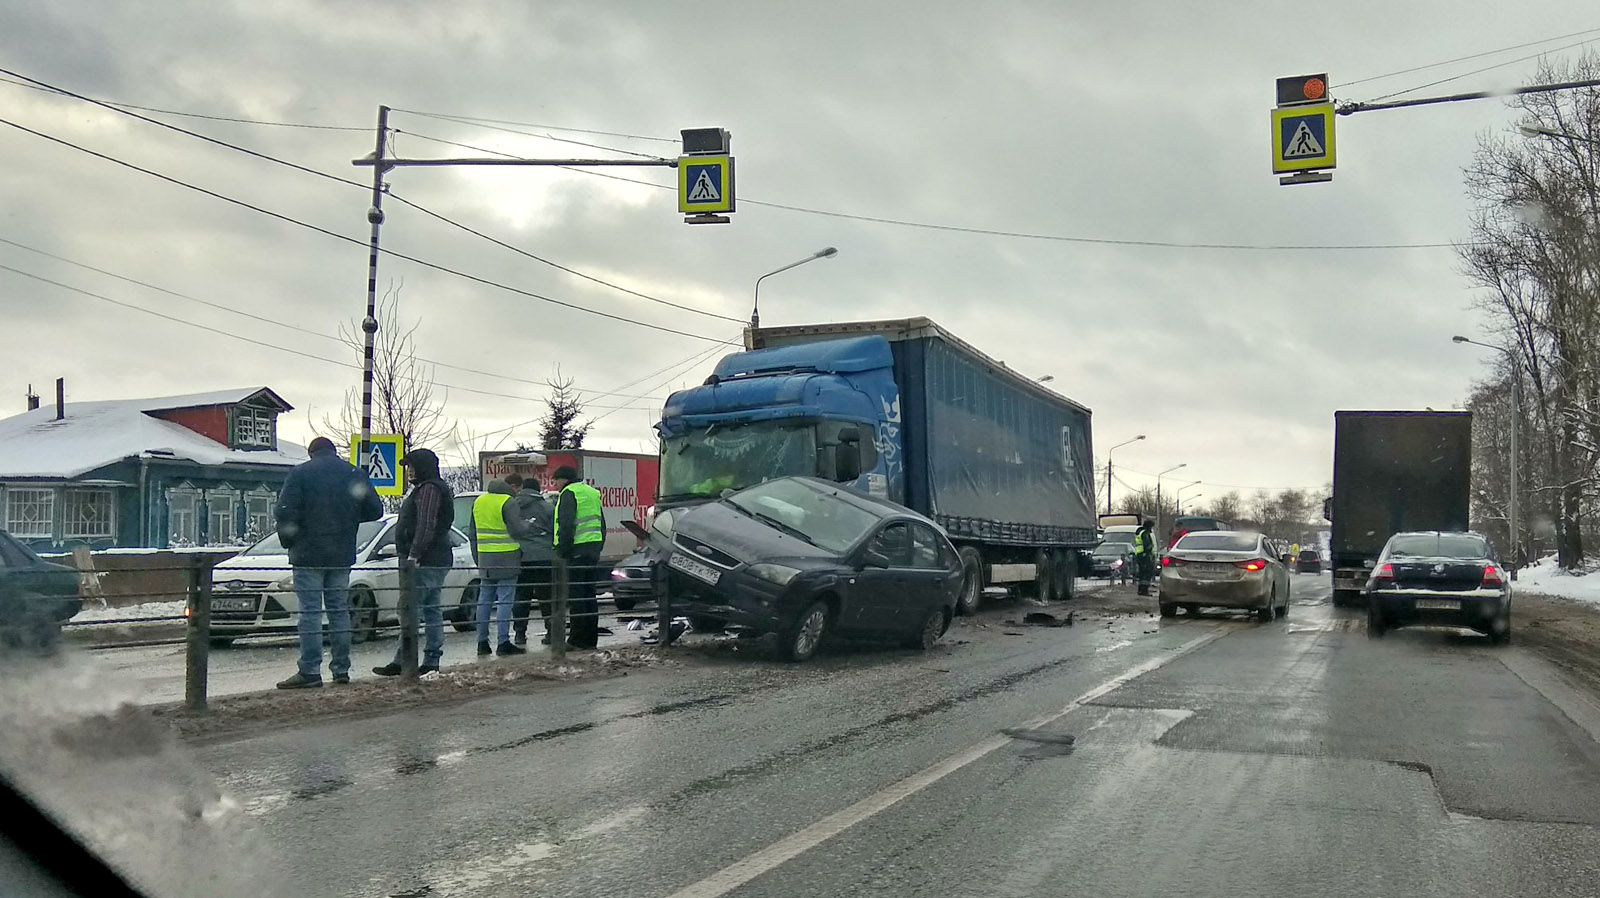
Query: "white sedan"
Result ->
[[207, 515, 476, 646]]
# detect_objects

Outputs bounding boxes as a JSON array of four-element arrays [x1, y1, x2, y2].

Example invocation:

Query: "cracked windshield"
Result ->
[[4, 3, 1600, 897]]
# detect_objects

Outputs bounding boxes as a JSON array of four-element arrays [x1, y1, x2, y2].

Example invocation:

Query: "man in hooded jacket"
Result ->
[[374, 448, 454, 677]]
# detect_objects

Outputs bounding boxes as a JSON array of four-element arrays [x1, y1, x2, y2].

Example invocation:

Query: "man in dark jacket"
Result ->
[[374, 448, 454, 677], [274, 436, 383, 689], [505, 473, 556, 646]]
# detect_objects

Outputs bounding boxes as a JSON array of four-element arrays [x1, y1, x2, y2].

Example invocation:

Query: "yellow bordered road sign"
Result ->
[[1271, 103, 1336, 174], [349, 433, 405, 497], [678, 155, 735, 213]]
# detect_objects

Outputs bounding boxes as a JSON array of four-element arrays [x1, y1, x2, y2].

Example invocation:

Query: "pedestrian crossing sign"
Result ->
[[678, 155, 735, 213], [348, 434, 405, 497], [1272, 103, 1336, 173]]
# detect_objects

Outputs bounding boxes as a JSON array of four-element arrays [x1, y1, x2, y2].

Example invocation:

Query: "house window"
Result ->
[[245, 487, 276, 541], [235, 407, 276, 448], [62, 489, 115, 540], [4, 488, 54, 538], [166, 486, 200, 547], [206, 486, 240, 544]]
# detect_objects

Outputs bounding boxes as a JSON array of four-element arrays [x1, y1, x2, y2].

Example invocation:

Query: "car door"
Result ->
[[897, 523, 958, 633], [851, 522, 914, 630], [361, 523, 401, 613]]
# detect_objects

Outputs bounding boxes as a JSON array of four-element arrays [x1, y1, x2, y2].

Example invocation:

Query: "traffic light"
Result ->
[[1277, 74, 1328, 107]]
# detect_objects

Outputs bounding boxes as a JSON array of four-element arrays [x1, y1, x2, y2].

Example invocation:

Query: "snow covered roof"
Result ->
[[0, 389, 307, 480]]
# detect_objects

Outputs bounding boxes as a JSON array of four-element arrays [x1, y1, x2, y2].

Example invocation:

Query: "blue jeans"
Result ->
[[294, 567, 351, 680], [392, 566, 447, 666], [477, 575, 517, 646]]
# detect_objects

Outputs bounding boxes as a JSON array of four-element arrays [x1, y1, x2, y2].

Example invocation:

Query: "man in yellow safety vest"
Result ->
[[552, 466, 606, 650], [468, 479, 530, 657]]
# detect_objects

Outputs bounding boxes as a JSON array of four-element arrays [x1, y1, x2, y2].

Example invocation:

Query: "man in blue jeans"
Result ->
[[467, 478, 530, 657], [274, 437, 383, 688], [374, 447, 455, 677]]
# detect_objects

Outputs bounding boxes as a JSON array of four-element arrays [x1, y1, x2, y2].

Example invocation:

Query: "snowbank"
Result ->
[[69, 602, 187, 625], [1516, 556, 1600, 608]]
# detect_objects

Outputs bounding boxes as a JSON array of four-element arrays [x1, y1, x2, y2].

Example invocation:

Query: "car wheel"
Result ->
[[1489, 613, 1512, 645], [1183, 603, 1200, 616], [955, 547, 983, 616], [780, 600, 830, 663], [208, 637, 235, 649], [902, 605, 949, 651], [349, 587, 379, 643], [451, 580, 479, 633], [687, 614, 725, 633], [1366, 604, 1385, 638], [613, 593, 637, 612], [1158, 603, 1176, 618], [1256, 604, 1274, 623]]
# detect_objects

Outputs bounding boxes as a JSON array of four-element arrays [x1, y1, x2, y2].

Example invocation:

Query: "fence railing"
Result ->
[[29, 557, 676, 712]]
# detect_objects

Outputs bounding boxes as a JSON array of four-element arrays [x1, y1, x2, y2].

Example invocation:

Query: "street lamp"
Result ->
[[1105, 434, 1147, 515], [1181, 493, 1203, 515], [1035, 375, 1055, 384], [1518, 123, 1600, 147], [751, 247, 838, 330], [1176, 480, 1202, 514], [1454, 334, 1520, 579], [1155, 463, 1187, 540]]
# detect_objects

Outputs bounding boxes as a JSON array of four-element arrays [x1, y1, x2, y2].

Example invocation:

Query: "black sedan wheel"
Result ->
[[780, 600, 830, 662], [1367, 603, 1385, 638], [903, 605, 949, 651]]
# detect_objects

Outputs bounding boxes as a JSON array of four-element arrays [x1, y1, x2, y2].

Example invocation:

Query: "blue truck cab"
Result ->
[[657, 318, 1097, 613]]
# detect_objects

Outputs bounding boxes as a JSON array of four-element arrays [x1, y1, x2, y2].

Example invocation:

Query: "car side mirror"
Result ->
[[858, 548, 891, 570], [373, 544, 398, 560]]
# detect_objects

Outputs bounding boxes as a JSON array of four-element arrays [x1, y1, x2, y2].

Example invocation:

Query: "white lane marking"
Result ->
[[663, 627, 1228, 898]]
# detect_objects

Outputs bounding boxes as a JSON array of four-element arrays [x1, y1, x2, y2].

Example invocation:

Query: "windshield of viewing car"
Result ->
[[1175, 533, 1259, 552], [1387, 533, 1490, 559], [725, 479, 881, 553], [661, 421, 817, 500]]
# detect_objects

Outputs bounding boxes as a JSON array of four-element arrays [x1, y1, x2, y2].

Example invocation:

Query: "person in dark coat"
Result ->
[[505, 473, 556, 646], [274, 436, 383, 688], [374, 448, 454, 677]]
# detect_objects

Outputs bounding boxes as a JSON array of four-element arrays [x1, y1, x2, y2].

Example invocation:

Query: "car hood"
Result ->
[[214, 554, 291, 574], [672, 500, 845, 566]]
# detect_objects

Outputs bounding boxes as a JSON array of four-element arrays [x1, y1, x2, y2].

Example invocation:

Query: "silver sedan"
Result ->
[[1158, 530, 1290, 621]]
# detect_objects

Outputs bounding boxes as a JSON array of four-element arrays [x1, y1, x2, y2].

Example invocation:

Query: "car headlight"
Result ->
[[274, 574, 295, 591], [746, 563, 801, 586]]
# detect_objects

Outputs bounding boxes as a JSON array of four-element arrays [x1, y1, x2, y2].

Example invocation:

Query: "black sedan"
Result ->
[[663, 477, 962, 662], [0, 529, 81, 651], [1090, 543, 1132, 583], [1364, 531, 1510, 643], [1295, 549, 1323, 574]]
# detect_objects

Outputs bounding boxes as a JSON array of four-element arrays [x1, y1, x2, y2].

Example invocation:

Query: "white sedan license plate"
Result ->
[[1415, 598, 1461, 611], [212, 597, 255, 612], [670, 553, 721, 586]]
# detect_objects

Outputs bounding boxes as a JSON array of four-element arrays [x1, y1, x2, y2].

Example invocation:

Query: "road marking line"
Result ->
[[662, 627, 1227, 898]]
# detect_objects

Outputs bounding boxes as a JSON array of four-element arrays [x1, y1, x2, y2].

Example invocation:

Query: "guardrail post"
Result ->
[[398, 563, 419, 680], [551, 558, 568, 658], [184, 560, 212, 712], [655, 559, 672, 649]]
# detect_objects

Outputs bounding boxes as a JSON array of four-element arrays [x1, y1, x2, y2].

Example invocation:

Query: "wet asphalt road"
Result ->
[[191, 573, 1600, 898]]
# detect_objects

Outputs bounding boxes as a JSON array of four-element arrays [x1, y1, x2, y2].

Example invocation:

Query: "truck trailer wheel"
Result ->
[[956, 547, 984, 616], [1054, 550, 1077, 600], [1034, 549, 1056, 601]]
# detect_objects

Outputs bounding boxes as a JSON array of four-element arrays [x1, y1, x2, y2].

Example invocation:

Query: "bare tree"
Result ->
[[318, 282, 452, 454], [539, 367, 590, 450], [1459, 56, 1600, 567]]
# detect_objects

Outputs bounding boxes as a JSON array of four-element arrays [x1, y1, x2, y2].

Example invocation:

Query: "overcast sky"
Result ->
[[1, 1, 1594, 503]]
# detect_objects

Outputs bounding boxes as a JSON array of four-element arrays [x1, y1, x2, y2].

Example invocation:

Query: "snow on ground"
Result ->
[[69, 601, 187, 625], [1516, 556, 1600, 608]]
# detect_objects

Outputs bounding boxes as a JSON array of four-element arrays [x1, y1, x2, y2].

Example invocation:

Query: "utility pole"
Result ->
[[358, 105, 391, 474]]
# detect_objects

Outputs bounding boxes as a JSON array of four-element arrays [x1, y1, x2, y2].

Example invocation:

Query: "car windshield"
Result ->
[[240, 519, 386, 556], [1092, 544, 1125, 556], [724, 478, 881, 553], [1100, 531, 1135, 545], [1175, 533, 1259, 552], [1387, 533, 1490, 559]]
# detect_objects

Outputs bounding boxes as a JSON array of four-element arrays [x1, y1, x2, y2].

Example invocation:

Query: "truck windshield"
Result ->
[[660, 421, 817, 500]]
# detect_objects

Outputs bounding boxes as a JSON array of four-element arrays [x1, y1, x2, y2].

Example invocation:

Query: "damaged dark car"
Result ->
[[662, 476, 962, 661]]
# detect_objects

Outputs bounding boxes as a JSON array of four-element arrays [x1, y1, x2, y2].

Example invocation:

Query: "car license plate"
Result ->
[[211, 597, 256, 612], [669, 553, 721, 586], [1415, 598, 1461, 611]]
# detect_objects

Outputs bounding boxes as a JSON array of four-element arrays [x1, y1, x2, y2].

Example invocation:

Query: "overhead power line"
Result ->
[[391, 107, 679, 144], [0, 235, 668, 402], [391, 109, 668, 159], [0, 115, 724, 343], [1335, 26, 1600, 89], [1361, 35, 1600, 104], [0, 75, 367, 131]]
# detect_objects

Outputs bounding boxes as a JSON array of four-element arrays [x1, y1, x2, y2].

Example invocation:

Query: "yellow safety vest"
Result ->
[[473, 493, 519, 554], [554, 482, 605, 547], [1132, 530, 1153, 556]]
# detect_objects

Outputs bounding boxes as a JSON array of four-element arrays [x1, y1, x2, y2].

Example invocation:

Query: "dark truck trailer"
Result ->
[[658, 318, 1096, 613], [1329, 410, 1472, 606]]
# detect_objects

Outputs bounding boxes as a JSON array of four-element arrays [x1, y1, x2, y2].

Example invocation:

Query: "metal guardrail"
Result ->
[[30, 558, 677, 712]]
